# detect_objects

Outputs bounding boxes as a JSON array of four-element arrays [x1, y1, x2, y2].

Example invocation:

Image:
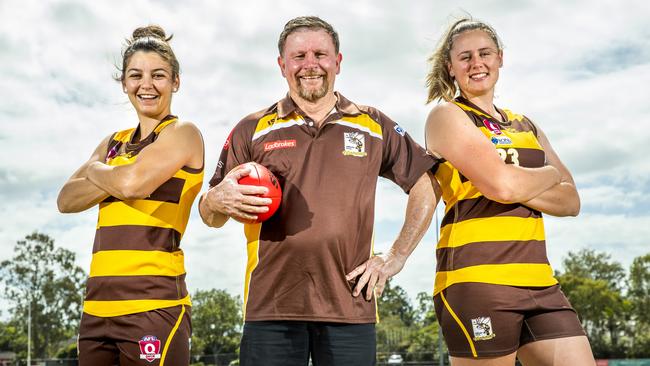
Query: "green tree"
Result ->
[[0, 232, 86, 358], [377, 280, 415, 326], [0, 319, 26, 356], [557, 249, 629, 358], [407, 292, 444, 362], [376, 280, 415, 358], [629, 254, 650, 324], [628, 254, 650, 357], [190, 289, 242, 356], [562, 249, 626, 288], [414, 291, 436, 326]]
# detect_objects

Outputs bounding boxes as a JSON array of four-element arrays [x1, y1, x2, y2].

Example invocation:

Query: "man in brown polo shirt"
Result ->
[[199, 16, 439, 366]]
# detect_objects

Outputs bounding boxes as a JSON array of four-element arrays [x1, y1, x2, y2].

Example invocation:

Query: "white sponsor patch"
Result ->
[[471, 316, 496, 341], [394, 124, 406, 136], [342, 132, 367, 157]]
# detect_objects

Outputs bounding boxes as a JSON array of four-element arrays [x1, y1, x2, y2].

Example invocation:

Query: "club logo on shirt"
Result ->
[[471, 317, 496, 341], [264, 139, 297, 151], [482, 119, 502, 135], [342, 132, 367, 157], [138, 335, 162, 362]]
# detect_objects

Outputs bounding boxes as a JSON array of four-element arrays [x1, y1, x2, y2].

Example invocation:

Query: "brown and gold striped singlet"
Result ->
[[83, 116, 203, 317], [433, 97, 558, 295]]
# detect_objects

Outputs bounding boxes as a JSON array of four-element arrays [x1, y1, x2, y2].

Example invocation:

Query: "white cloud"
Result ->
[[546, 213, 650, 272], [1, 0, 648, 316]]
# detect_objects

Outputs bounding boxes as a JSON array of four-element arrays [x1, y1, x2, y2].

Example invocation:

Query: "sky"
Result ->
[[1, 0, 649, 311]]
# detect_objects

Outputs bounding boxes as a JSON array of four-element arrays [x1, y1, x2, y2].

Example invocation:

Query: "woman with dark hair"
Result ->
[[424, 18, 594, 365], [58, 25, 203, 366]]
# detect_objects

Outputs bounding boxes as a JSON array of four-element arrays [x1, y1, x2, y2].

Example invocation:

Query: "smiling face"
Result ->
[[448, 29, 503, 99], [278, 28, 341, 103], [122, 51, 179, 121]]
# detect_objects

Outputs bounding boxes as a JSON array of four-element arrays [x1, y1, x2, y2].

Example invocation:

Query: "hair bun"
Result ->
[[132, 25, 172, 42]]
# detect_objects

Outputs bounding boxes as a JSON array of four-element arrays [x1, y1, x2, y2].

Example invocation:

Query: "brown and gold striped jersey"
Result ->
[[433, 97, 558, 295], [83, 116, 204, 317]]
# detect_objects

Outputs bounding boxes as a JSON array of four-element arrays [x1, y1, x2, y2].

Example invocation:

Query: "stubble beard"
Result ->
[[298, 75, 329, 102]]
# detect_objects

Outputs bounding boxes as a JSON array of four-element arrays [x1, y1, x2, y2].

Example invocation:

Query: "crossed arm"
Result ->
[[57, 135, 112, 213], [522, 124, 580, 216], [346, 103, 577, 299], [425, 103, 562, 203], [57, 121, 203, 213]]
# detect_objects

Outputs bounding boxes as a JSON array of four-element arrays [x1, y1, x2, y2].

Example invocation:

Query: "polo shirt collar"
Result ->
[[276, 92, 363, 119]]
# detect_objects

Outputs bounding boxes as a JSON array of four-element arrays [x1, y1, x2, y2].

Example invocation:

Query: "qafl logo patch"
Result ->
[[138, 335, 162, 362], [105, 141, 123, 162], [342, 132, 367, 157], [471, 317, 496, 341], [482, 119, 502, 135]]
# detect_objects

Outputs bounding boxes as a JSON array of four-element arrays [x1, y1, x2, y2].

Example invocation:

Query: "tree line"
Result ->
[[1, 232, 649, 362]]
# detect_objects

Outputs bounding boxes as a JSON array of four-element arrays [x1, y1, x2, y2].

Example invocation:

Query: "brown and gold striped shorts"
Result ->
[[78, 305, 191, 366], [434, 283, 585, 358]]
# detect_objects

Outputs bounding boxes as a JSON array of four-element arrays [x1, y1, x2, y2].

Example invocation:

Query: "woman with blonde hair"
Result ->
[[58, 25, 203, 366], [424, 18, 594, 365]]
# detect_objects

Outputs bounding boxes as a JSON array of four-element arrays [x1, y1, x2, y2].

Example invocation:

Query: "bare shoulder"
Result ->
[[525, 116, 546, 138], [426, 101, 467, 129], [161, 120, 203, 141], [174, 120, 201, 133]]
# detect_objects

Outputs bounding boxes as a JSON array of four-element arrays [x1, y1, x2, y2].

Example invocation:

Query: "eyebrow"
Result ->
[[126, 67, 170, 73], [456, 47, 496, 56], [289, 48, 330, 56]]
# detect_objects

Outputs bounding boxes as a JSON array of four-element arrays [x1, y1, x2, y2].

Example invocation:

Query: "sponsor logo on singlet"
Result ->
[[138, 335, 162, 362], [394, 124, 406, 136], [471, 317, 496, 341], [264, 139, 297, 151], [491, 136, 513, 145]]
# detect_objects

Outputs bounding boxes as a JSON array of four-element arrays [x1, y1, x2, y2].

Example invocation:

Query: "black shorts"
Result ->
[[434, 283, 585, 358], [78, 305, 191, 366], [240, 321, 376, 366]]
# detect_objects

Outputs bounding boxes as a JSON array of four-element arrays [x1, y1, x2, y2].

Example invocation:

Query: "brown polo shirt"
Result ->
[[209, 92, 437, 323]]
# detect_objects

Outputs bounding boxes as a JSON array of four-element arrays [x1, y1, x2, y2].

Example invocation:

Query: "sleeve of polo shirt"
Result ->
[[374, 108, 439, 193], [208, 119, 254, 188]]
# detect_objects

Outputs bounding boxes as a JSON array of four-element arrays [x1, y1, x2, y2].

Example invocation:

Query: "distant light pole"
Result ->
[[27, 300, 31, 366], [435, 208, 445, 366], [210, 323, 217, 364]]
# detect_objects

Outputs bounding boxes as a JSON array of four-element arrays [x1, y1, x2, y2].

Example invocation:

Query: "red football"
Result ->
[[236, 162, 282, 223]]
